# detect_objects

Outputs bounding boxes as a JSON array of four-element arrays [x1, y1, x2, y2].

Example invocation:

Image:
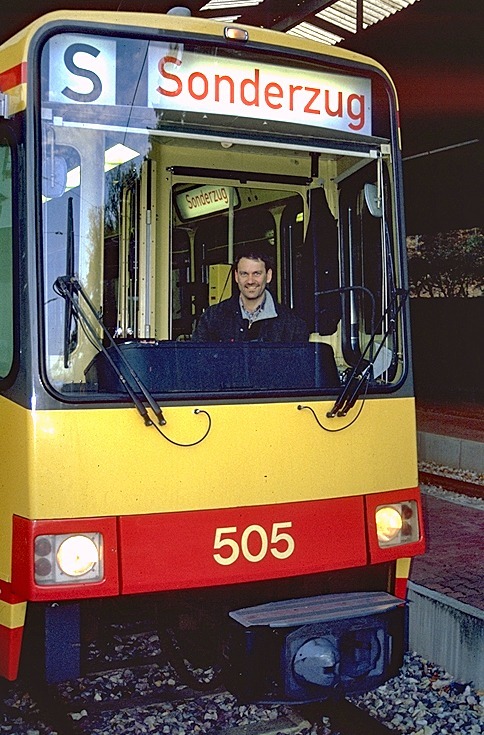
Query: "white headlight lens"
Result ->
[[376, 506, 403, 543], [35, 532, 103, 584], [56, 535, 99, 576], [375, 501, 420, 547]]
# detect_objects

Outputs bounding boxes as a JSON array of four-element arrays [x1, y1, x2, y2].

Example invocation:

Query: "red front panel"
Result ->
[[118, 497, 367, 594], [0, 625, 23, 681]]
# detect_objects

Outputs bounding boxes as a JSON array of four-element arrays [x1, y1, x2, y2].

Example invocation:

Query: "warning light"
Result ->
[[224, 27, 249, 42]]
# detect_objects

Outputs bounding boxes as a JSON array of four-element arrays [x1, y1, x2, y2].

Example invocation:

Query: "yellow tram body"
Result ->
[[0, 10, 424, 699], [0, 396, 418, 525]]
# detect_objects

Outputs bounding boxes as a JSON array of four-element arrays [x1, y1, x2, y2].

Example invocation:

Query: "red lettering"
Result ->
[[157, 55, 182, 97], [188, 71, 209, 100], [304, 87, 320, 115], [289, 84, 303, 111], [347, 93, 365, 131], [324, 89, 343, 117], [264, 82, 283, 109], [240, 69, 260, 106], [215, 74, 235, 103], [155, 54, 368, 136]]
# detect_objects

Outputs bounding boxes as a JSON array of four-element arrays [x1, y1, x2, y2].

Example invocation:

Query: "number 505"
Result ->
[[213, 522, 295, 566]]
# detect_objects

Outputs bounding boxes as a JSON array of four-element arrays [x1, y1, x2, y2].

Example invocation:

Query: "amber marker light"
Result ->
[[224, 27, 249, 42]]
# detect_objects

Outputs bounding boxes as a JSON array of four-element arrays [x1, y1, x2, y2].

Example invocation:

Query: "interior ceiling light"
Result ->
[[212, 16, 242, 22], [103, 144, 140, 171]]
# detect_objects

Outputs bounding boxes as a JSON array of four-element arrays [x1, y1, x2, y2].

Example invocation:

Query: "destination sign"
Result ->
[[48, 34, 372, 136]]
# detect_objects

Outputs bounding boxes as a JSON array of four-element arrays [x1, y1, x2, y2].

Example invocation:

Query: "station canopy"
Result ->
[[2, 2, 422, 47], [192, 0, 421, 45]]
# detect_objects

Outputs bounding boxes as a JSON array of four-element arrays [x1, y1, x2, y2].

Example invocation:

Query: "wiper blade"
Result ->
[[63, 197, 77, 368], [327, 288, 408, 419], [54, 275, 166, 427]]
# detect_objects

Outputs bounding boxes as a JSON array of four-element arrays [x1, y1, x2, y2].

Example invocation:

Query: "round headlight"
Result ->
[[375, 506, 402, 543], [56, 535, 99, 577]]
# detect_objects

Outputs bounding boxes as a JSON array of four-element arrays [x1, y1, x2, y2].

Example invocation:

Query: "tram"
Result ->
[[0, 9, 425, 701]]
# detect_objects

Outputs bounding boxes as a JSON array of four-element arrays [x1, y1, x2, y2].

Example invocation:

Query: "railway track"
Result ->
[[2, 675, 399, 735], [2, 620, 400, 735], [419, 471, 484, 499]]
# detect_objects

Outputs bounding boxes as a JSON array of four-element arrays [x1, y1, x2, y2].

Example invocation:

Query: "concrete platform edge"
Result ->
[[408, 581, 484, 621], [407, 581, 484, 690], [417, 431, 484, 474]]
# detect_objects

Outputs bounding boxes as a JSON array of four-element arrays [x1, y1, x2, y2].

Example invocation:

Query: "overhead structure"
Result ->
[[197, 0, 421, 44], [0, 1, 422, 47]]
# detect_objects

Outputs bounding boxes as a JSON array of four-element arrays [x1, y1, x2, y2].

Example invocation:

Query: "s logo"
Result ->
[[62, 43, 102, 102], [48, 34, 116, 106]]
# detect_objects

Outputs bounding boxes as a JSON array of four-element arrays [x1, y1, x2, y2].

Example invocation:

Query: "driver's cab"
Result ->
[[42, 129, 405, 401], [40, 36, 407, 404]]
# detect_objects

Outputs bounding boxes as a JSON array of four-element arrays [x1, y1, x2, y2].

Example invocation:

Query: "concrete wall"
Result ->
[[417, 432, 484, 474], [408, 582, 484, 689]]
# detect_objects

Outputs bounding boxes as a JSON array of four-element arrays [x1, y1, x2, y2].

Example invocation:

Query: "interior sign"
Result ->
[[176, 185, 240, 221], [48, 34, 371, 135]]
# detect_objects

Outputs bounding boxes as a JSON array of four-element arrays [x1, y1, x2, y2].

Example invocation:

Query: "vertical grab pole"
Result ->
[[227, 186, 234, 265]]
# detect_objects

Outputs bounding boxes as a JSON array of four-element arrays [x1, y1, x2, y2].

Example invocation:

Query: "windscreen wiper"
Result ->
[[54, 275, 166, 427], [63, 197, 77, 368], [326, 288, 408, 418]]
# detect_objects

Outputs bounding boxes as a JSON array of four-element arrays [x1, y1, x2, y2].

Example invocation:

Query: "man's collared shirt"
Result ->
[[239, 291, 278, 326]]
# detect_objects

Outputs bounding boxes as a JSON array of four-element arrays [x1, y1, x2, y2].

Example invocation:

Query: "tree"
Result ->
[[407, 228, 484, 297]]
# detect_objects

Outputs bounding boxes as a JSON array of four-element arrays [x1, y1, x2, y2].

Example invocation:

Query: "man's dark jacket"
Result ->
[[192, 294, 308, 342]]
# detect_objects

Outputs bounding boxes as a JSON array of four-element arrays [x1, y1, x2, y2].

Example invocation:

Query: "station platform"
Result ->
[[411, 491, 483, 611], [409, 400, 484, 688], [416, 399, 484, 474]]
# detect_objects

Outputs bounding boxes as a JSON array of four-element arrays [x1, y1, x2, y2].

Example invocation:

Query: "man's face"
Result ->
[[235, 257, 272, 305]]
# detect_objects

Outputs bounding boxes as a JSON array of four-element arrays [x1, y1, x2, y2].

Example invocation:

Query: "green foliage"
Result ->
[[408, 228, 484, 297]]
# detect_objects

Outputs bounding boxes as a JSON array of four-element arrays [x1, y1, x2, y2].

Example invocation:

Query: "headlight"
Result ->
[[375, 507, 402, 542], [34, 532, 103, 585], [57, 535, 99, 577], [375, 502, 419, 547]]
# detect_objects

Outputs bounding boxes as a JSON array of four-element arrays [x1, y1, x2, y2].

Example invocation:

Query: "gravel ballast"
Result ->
[[1, 651, 483, 734]]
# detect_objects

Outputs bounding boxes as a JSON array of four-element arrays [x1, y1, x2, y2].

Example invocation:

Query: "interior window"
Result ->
[[171, 183, 283, 339], [339, 162, 401, 382]]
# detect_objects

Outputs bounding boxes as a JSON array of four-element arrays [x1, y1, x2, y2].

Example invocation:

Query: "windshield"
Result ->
[[39, 31, 407, 401]]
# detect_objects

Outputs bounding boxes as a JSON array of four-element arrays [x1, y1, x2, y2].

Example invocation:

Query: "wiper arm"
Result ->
[[63, 197, 77, 368], [327, 364, 372, 418], [327, 288, 408, 419], [54, 275, 166, 427]]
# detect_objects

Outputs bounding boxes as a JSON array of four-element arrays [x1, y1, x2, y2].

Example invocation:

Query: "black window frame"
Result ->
[[0, 125, 20, 390]]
